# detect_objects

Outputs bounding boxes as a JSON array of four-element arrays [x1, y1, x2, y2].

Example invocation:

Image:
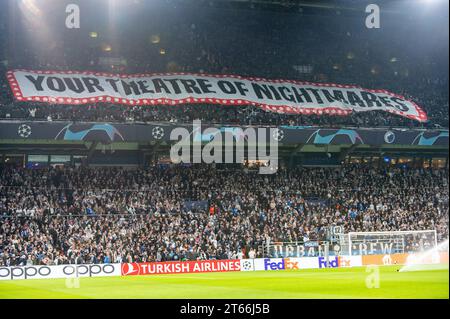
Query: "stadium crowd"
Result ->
[[0, 164, 448, 266], [0, 0, 448, 268]]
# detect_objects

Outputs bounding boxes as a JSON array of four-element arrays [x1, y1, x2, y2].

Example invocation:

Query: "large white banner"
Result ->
[[7, 69, 427, 122]]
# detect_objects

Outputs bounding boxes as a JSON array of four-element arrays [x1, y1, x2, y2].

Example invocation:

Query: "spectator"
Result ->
[[0, 164, 446, 266]]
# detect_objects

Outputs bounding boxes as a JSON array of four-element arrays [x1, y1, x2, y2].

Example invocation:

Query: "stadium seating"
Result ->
[[0, 165, 447, 266]]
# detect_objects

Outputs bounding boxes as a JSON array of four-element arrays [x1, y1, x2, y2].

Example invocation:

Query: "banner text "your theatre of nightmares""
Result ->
[[7, 70, 427, 121]]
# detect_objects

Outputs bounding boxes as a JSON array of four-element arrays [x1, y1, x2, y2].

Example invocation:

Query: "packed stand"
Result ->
[[0, 164, 448, 266]]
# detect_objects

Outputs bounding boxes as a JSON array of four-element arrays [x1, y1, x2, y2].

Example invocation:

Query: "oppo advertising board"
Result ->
[[0, 263, 121, 281]]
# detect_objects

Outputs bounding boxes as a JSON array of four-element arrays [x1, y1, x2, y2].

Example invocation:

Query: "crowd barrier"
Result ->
[[0, 252, 447, 281]]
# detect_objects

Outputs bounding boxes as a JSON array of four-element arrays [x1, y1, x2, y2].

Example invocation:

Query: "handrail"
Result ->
[[0, 119, 447, 132]]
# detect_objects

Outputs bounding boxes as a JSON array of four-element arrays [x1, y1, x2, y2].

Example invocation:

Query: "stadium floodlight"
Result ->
[[347, 230, 438, 256]]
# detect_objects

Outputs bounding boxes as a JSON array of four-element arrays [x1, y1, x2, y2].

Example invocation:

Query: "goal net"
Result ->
[[346, 230, 438, 256]]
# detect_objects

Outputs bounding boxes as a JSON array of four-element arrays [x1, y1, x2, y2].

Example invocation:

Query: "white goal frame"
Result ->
[[347, 230, 438, 256]]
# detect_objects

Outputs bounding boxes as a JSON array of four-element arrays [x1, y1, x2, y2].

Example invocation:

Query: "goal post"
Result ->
[[347, 230, 438, 256]]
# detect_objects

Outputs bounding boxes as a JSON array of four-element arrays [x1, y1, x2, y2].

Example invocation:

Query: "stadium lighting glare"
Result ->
[[421, 0, 441, 4], [18, 0, 44, 25], [17, 0, 55, 57], [151, 35, 161, 44], [102, 44, 112, 52], [20, 0, 42, 16]]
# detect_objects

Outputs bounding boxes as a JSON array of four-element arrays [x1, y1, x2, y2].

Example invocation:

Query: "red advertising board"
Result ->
[[121, 259, 241, 276]]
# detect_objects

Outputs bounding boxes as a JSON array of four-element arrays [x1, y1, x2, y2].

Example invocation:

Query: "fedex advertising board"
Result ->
[[318, 256, 362, 268], [250, 257, 318, 271]]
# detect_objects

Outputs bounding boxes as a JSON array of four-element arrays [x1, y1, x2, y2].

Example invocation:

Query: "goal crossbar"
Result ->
[[347, 230, 438, 255]]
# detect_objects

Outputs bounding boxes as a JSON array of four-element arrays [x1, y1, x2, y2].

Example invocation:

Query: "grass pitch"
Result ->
[[0, 266, 448, 299]]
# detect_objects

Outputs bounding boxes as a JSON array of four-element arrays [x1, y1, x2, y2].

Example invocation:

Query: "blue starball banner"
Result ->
[[0, 120, 448, 147]]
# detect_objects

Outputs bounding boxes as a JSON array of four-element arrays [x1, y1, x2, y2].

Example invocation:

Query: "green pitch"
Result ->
[[0, 266, 448, 299]]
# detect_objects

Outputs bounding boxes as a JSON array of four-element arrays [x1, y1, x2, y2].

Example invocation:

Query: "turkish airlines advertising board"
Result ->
[[121, 259, 241, 276]]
